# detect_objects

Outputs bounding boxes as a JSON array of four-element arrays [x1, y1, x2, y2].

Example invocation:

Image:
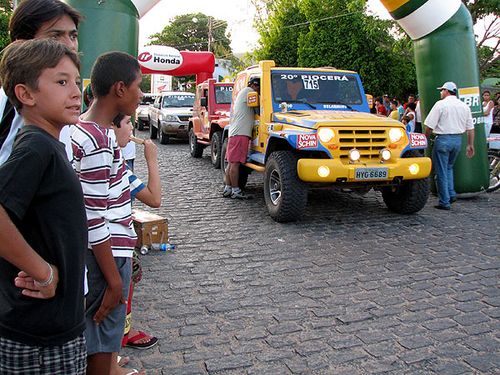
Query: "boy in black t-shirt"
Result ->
[[0, 39, 87, 374]]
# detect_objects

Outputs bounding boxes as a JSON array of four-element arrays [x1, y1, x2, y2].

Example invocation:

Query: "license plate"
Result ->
[[355, 167, 388, 180]]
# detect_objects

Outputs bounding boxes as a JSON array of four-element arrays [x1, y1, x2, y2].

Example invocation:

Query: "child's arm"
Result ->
[[135, 140, 161, 208], [90, 240, 125, 324], [0, 205, 58, 298]]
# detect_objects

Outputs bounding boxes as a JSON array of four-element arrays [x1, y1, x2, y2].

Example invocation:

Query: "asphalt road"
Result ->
[[123, 131, 499, 374]]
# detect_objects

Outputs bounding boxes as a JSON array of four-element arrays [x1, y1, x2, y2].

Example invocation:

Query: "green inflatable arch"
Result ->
[[380, 0, 489, 193]]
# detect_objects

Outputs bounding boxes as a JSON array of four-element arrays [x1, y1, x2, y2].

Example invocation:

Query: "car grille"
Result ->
[[337, 128, 388, 160], [178, 115, 191, 122]]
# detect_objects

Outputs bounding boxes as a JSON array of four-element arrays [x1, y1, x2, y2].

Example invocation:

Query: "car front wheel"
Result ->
[[150, 121, 158, 139], [264, 151, 307, 222], [160, 129, 169, 144], [211, 131, 222, 168], [189, 128, 203, 158]]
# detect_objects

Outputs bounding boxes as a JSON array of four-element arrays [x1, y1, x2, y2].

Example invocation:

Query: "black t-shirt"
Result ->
[[0, 126, 87, 346]]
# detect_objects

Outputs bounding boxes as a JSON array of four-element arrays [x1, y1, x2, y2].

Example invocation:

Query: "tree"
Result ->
[[148, 13, 232, 58], [140, 74, 151, 93], [462, 0, 499, 79], [252, 0, 417, 100], [253, 0, 306, 66], [0, 1, 13, 52]]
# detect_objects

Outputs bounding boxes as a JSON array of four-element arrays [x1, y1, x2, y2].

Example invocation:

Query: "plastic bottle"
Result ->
[[151, 243, 176, 252]]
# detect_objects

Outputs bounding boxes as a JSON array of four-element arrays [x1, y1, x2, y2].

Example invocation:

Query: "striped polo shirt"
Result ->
[[71, 120, 136, 258]]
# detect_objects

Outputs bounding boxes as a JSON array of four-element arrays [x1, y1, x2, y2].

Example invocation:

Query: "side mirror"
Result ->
[[200, 97, 208, 108], [247, 92, 259, 108]]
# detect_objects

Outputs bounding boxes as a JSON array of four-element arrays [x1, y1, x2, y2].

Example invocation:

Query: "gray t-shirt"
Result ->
[[229, 86, 256, 138]]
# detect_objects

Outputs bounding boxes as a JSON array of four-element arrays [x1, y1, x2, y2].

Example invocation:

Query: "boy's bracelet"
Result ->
[[34, 262, 54, 287]]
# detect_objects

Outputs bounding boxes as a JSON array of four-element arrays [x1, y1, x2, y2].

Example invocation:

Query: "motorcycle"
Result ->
[[487, 133, 500, 192]]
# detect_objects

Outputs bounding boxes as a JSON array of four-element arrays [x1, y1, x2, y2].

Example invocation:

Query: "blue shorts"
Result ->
[[84, 250, 131, 355]]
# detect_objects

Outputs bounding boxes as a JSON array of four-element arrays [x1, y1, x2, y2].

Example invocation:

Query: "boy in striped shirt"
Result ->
[[71, 52, 143, 375]]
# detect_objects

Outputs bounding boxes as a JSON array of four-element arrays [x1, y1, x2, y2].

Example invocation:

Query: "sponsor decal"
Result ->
[[138, 51, 152, 62], [458, 87, 482, 115], [248, 94, 258, 105], [323, 104, 347, 109], [297, 133, 318, 149], [280, 74, 349, 82], [137, 45, 183, 72], [410, 133, 427, 148]]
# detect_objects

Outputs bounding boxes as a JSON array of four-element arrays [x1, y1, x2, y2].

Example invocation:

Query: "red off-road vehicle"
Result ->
[[188, 78, 233, 168]]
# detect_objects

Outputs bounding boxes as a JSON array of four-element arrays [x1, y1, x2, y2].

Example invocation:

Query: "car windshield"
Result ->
[[215, 86, 233, 104], [272, 72, 363, 105], [140, 96, 156, 105], [162, 95, 195, 108]]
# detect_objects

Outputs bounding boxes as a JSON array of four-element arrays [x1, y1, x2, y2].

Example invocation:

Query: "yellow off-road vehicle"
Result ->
[[222, 61, 431, 222]]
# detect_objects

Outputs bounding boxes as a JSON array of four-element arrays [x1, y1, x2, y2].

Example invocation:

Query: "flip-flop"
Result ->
[[117, 355, 130, 367], [124, 369, 142, 375], [125, 331, 158, 350]]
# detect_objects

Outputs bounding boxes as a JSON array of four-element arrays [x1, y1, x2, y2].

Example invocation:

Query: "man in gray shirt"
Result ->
[[223, 78, 260, 199]]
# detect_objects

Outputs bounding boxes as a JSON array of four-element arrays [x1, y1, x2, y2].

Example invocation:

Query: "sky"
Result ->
[[138, 0, 391, 54]]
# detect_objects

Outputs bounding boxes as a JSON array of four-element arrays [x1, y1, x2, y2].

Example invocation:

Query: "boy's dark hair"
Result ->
[[391, 100, 398, 106], [91, 51, 141, 98], [9, 0, 82, 42], [112, 113, 125, 128], [0, 39, 80, 110], [408, 102, 417, 111]]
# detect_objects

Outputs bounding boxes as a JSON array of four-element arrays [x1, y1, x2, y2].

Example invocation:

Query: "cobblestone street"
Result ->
[[123, 132, 499, 374]]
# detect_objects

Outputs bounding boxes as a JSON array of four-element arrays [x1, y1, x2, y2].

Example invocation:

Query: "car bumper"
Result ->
[[161, 121, 189, 138], [297, 157, 432, 183]]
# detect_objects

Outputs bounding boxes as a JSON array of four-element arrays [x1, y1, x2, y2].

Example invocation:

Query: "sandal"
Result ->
[[117, 355, 130, 367], [124, 369, 145, 375], [125, 331, 158, 350]]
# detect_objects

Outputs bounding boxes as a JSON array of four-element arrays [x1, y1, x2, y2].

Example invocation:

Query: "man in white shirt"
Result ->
[[424, 81, 475, 210]]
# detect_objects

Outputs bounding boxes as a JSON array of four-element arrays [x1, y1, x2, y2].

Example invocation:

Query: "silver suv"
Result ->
[[135, 93, 157, 130], [149, 92, 195, 144]]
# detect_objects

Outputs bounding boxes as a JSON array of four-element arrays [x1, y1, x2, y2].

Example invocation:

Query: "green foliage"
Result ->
[[0, 1, 13, 52], [462, 0, 499, 79], [462, 0, 499, 23], [148, 13, 232, 59], [254, 0, 306, 66], [140, 74, 152, 93], [253, 0, 417, 100]]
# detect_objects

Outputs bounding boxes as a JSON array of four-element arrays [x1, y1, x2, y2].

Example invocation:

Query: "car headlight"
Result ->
[[318, 128, 335, 143], [389, 128, 403, 143], [164, 115, 178, 122], [409, 163, 420, 175], [318, 166, 330, 178], [349, 149, 361, 162], [380, 148, 391, 161]]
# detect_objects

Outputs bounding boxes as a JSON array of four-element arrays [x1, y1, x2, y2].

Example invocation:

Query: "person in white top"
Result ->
[[0, 0, 80, 167], [482, 90, 494, 137], [415, 99, 422, 133], [121, 140, 136, 171], [424, 81, 475, 210]]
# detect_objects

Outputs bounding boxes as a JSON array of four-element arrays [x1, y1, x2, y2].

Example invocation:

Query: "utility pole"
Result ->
[[207, 16, 212, 52]]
